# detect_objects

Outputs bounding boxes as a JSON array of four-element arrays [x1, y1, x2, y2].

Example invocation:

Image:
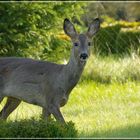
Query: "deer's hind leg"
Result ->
[[0, 97, 21, 120], [0, 96, 4, 113], [42, 107, 51, 120], [0, 96, 4, 104]]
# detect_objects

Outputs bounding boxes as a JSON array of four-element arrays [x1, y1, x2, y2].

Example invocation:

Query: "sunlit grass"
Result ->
[[83, 54, 140, 83], [62, 81, 140, 137]]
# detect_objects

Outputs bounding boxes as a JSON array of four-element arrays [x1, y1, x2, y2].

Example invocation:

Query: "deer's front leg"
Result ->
[[49, 104, 65, 124]]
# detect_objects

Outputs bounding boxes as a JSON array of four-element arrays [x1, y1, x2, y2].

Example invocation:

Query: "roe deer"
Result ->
[[0, 18, 100, 123]]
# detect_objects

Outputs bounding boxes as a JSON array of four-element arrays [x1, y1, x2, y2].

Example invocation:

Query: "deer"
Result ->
[[0, 18, 100, 123]]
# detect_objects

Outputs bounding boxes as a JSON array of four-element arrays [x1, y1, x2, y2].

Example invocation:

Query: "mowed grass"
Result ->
[[64, 81, 140, 138], [1, 55, 140, 138]]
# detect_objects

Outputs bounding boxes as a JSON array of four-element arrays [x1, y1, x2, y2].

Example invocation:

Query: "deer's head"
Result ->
[[64, 18, 100, 65]]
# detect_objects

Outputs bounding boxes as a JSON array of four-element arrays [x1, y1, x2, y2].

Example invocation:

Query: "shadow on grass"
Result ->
[[86, 123, 140, 138]]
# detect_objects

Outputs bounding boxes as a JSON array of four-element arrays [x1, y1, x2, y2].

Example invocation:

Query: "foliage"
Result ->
[[0, 3, 140, 60], [0, 118, 77, 138], [115, 31, 140, 55], [93, 19, 140, 55], [41, 35, 71, 63], [0, 2, 86, 59], [93, 24, 121, 55], [85, 2, 140, 21]]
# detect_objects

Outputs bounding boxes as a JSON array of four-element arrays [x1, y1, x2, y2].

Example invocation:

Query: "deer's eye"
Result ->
[[88, 42, 91, 46], [74, 42, 79, 47]]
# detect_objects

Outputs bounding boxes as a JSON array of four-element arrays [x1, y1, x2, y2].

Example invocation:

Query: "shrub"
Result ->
[[93, 24, 121, 55], [0, 118, 77, 138], [0, 3, 86, 59], [93, 21, 140, 56], [41, 35, 71, 63], [115, 30, 140, 55]]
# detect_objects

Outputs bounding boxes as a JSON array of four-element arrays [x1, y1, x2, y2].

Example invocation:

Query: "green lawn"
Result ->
[[64, 81, 140, 138], [1, 80, 140, 138]]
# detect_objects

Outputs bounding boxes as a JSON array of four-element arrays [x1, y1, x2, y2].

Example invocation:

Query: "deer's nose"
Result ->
[[80, 53, 88, 60]]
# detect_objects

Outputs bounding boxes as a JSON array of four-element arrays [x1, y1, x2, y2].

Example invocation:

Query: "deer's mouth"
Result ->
[[79, 58, 87, 64]]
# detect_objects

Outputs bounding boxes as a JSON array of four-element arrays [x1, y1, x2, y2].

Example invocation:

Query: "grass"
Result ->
[[83, 54, 140, 83], [64, 81, 140, 138], [1, 55, 140, 138]]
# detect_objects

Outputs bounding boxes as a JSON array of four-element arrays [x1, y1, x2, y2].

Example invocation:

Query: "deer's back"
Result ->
[[0, 57, 64, 105]]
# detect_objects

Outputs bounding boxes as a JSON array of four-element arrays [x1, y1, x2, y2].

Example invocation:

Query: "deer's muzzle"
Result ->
[[80, 53, 88, 61]]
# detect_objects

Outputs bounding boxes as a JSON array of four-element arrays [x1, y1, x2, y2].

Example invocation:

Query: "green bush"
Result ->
[[41, 35, 71, 63], [93, 24, 121, 55], [0, 3, 86, 59], [0, 118, 77, 138], [93, 23, 140, 56], [115, 30, 140, 55]]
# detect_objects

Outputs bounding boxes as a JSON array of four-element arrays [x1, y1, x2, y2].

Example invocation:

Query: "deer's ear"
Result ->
[[87, 18, 100, 38], [63, 18, 77, 38]]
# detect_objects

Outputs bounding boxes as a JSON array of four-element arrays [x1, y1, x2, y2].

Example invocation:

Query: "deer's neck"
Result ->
[[63, 49, 85, 95]]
